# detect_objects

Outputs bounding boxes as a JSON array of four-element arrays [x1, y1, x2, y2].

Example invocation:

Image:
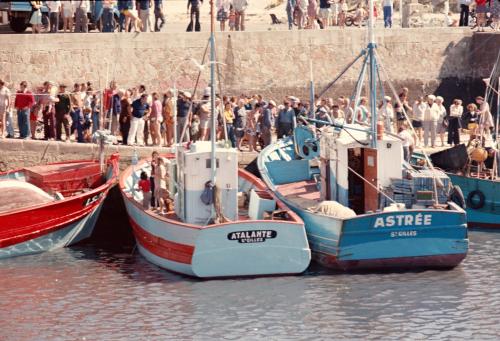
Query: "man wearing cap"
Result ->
[[128, 94, 150, 146], [55, 84, 71, 141], [276, 100, 295, 138], [316, 107, 332, 128], [177, 91, 192, 142], [423, 94, 439, 148], [260, 100, 275, 147]]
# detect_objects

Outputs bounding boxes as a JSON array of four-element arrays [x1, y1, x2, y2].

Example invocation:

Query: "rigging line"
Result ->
[[374, 49, 441, 202], [317, 50, 367, 99], [179, 39, 210, 143], [485, 49, 500, 103], [337, 158, 396, 204], [341, 126, 370, 146], [213, 38, 228, 142], [351, 53, 370, 124]]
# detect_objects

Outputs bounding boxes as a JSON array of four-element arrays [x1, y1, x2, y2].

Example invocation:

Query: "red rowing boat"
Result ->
[[0, 153, 119, 258]]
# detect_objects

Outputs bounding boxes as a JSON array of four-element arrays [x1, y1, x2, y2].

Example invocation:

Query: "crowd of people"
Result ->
[[25, 0, 500, 34], [286, 0, 500, 30], [0, 79, 495, 159], [29, 0, 167, 34]]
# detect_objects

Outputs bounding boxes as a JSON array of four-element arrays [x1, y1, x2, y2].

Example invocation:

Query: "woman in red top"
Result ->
[[138, 171, 151, 210], [14, 81, 35, 139], [475, 0, 488, 31]]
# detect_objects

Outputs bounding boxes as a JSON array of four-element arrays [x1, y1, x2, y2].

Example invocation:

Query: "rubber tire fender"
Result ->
[[467, 189, 485, 210]]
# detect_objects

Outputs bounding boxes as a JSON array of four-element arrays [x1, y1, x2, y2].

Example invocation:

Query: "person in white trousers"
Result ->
[[423, 94, 439, 148], [128, 94, 150, 146]]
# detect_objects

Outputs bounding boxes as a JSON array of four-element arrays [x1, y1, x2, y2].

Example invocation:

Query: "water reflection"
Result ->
[[1, 232, 500, 340]]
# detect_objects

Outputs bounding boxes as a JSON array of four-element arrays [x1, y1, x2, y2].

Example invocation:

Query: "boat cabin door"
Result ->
[[363, 148, 378, 212]]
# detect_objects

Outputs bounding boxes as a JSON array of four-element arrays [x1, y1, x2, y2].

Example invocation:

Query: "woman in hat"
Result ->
[[435, 96, 448, 147], [162, 90, 175, 147]]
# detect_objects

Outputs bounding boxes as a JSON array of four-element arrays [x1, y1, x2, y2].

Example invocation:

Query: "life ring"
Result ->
[[467, 190, 485, 209], [449, 185, 466, 209]]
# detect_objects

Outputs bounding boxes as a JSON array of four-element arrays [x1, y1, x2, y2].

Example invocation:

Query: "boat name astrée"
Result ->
[[374, 214, 432, 228], [228, 230, 277, 243]]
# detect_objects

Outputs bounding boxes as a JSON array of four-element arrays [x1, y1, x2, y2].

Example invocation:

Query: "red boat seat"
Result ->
[[23, 161, 103, 196]]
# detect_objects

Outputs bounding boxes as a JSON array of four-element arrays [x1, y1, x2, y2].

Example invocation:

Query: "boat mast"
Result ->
[[210, 0, 217, 205], [368, 0, 377, 148]]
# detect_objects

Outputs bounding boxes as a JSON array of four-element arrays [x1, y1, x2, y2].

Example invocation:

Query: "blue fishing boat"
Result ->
[[257, 0, 468, 270], [258, 126, 468, 270], [416, 142, 500, 229]]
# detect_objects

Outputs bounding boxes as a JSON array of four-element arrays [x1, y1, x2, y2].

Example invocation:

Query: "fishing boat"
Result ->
[[418, 142, 500, 229], [257, 0, 468, 271], [119, 2, 310, 278], [0, 137, 119, 259], [418, 51, 500, 229]]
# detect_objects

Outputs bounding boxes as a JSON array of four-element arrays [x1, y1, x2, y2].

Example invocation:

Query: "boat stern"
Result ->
[[330, 207, 469, 270], [191, 221, 311, 278]]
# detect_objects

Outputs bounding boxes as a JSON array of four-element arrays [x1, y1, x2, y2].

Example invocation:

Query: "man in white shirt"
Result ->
[[47, 0, 61, 33], [74, 0, 89, 33], [383, 0, 393, 28], [398, 124, 414, 162], [233, 0, 248, 31]]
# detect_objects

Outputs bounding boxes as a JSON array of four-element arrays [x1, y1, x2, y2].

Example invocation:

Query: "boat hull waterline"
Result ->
[[0, 155, 119, 259], [258, 139, 468, 271], [120, 158, 311, 278]]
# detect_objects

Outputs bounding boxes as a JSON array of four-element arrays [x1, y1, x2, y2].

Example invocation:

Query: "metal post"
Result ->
[[368, 0, 377, 147], [210, 0, 217, 189]]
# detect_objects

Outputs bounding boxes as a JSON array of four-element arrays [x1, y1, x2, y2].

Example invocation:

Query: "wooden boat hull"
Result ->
[[0, 155, 119, 259], [120, 159, 311, 278], [258, 138, 469, 271]]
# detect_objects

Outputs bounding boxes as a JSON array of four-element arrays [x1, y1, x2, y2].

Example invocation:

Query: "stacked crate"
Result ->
[[385, 169, 450, 208], [412, 169, 450, 205]]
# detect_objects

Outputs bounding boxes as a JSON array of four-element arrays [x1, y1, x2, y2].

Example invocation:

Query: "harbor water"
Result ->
[[1, 229, 500, 340]]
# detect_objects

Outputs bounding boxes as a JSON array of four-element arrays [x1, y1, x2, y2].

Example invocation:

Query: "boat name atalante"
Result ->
[[374, 214, 432, 228], [227, 230, 277, 243]]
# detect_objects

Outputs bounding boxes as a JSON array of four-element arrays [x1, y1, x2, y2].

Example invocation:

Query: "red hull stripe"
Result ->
[[468, 222, 500, 229], [314, 252, 467, 271], [0, 194, 106, 248], [129, 218, 195, 265]]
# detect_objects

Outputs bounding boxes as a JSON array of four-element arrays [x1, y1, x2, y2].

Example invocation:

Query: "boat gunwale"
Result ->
[[0, 154, 119, 218], [257, 138, 467, 221], [119, 154, 304, 230]]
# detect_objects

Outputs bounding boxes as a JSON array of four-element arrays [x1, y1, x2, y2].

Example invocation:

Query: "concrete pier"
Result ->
[[0, 138, 257, 171]]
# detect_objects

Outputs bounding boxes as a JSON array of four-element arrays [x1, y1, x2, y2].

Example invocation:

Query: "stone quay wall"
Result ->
[[1, 28, 496, 104], [0, 139, 257, 172]]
